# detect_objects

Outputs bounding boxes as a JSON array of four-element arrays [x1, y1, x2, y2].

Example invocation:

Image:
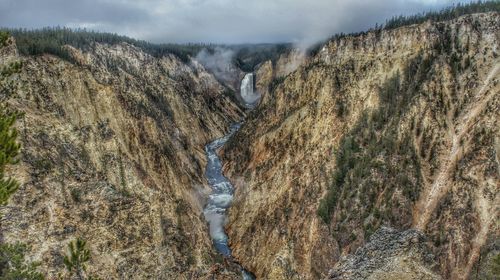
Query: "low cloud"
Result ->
[[195, 47, 238, 85]]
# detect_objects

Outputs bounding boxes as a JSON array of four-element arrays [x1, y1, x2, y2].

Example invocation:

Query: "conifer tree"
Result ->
[[0, 38, 43, 280], [63, 238, 98, 280], [0, 105, 21, 205]]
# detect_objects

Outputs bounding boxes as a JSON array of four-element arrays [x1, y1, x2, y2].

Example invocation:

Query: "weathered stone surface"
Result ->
[[327, 227, 440, 280], [0, 38, 244, 279]]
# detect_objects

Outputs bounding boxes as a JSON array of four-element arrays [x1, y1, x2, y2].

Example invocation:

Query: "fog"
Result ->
[[195, 47, 239, 85]]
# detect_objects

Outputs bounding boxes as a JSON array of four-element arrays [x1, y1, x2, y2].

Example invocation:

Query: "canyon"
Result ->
[[0, 9, 498, 280]]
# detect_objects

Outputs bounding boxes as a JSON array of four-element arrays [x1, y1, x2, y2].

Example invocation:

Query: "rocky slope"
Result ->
[[0, 37, 245, 278], [223, 12, 499, 279], [254, 49, 306, 98], [327, 227, 440, 280]]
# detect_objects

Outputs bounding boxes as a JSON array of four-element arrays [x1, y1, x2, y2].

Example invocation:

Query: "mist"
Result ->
[[195, 47, 240, 86]]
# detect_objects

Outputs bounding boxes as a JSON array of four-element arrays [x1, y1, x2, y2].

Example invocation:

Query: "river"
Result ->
[[203, 123, 255, 279]]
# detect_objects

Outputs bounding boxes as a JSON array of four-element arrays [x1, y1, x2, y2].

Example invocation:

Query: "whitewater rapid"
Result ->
[[203, 123, 254, 279]]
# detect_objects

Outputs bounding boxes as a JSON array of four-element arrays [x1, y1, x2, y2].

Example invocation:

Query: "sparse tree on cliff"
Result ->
[[63, 238, 90, 280], [0, 105, 21, 205], [0, 91, 42, 279]]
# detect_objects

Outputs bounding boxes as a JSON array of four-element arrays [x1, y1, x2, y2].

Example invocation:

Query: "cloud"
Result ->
[[0, 0, 473, 44]]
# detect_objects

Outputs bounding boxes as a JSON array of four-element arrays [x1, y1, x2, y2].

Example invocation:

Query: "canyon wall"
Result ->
[[0, 38, 244, 279], [223, 12, 499, 279]]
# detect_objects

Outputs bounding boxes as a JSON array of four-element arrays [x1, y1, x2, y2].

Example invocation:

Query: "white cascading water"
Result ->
[[240, 73, 260, 106]]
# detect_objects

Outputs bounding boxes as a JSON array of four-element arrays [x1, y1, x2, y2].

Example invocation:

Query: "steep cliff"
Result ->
[[0, 37, 245, 278], [223, 12, 499, 279], [254, 49, 306, 98]]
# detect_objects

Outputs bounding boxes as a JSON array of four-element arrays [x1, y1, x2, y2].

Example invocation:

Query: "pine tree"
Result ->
[[0, 105, 21, 205], [63, 238, 91, 280], [0, 40, 43, 280], [0, 31, 9, 47], [0, 243, 43, 280]]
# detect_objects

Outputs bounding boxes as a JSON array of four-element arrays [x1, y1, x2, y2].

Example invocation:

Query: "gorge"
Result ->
[[203, 71, 259, 279], [0, 3, 499, 280]]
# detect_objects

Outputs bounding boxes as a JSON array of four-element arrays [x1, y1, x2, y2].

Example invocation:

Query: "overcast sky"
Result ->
[[0, 0, 472, 44]]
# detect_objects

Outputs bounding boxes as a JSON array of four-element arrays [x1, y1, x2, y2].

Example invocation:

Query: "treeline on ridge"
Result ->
[[307, 0, 500, 56], [3, 27, 210, 63], [230, 43, 292, 72], [384, 0, 500, 29]]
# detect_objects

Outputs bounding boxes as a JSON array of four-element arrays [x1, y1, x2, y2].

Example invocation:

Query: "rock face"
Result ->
[[0, 39, 245, 278], [254, 49, 307, 98], [223, 12, 499, 279], [327, 227, 441, 280]]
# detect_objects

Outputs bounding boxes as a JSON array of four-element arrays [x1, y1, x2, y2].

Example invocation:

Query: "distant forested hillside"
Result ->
[[1, 27, 292, 72], [229, 43, 292, 72], [4, 27, 209, 63]]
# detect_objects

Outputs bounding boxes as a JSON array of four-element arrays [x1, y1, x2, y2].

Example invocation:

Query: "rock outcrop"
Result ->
[[223, 12, 499, 279], [327, 227, 440, 280], [0, 38, 244, 278]]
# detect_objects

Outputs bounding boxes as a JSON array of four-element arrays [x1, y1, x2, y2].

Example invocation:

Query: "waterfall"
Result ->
[[240, 73, 260, 105]]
